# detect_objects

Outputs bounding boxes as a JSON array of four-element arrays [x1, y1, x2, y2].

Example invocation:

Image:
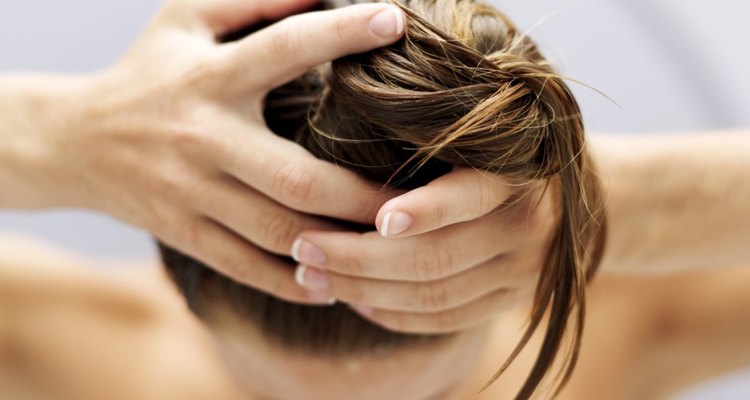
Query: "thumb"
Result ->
[[375, 168, 516, 237]]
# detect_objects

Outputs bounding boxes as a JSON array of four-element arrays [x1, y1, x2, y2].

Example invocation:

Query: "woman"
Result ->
[[2, 0, 749, 399], [3, 234, 750, 400], [158, 0, 609, 398]]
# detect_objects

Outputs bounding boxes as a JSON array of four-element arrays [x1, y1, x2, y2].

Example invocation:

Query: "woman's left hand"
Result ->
[[293, 168, 559, 333]]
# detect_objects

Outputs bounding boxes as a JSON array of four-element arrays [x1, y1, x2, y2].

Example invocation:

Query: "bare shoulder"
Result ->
[[0, 233, 243, 399], [476, 271, 750, 400], [0, 233, 161, 319], [472, 274, 663, 400], [567, 269, 750, 399]]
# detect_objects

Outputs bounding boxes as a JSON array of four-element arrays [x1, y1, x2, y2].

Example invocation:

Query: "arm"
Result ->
[[288, 128, 749, 333], [592, 131, 750, 272], [0, 0, 405, 304], [0, 75, 91, 209]]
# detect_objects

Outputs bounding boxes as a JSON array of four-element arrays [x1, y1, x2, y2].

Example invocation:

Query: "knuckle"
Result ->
[[165, 112, 223, 159], [430, 199, 449, 226], [332, 17, 348, 43], [341, 251, 366, 276], [180, 55, 224, 89], [270, 19, 303, 59], [417, 282, 450, 312], [153, 169, 191, 201], [258, 212, 301, 253], [414, 241, 455, 280], [475, 179, 498, 215], [170, 123, 210, 153], [273, 162, 315, 208]]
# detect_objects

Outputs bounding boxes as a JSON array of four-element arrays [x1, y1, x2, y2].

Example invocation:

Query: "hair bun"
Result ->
[[262, 2, 607, 398], [305, 0, 584, 184]]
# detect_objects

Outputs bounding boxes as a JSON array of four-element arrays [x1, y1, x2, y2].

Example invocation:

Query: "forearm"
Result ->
[[0, 74, 88, 209], [592, 131, 750, 271]]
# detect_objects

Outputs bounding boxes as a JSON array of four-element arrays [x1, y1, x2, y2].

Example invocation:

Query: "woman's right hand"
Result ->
[[1, 0, 405, 304]]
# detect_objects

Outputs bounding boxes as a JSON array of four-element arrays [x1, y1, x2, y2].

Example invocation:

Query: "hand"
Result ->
[[293, 168, 559, 333], [33, 0, 406, 304]]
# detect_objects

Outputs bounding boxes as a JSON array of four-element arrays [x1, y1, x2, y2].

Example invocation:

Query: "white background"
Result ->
[[1, 1, 748, 398]]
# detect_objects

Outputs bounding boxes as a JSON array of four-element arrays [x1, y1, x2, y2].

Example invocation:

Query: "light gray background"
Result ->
[[1, 0, 748, 398]]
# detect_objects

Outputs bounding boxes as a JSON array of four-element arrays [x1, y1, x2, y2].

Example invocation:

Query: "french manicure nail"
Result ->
[[369, 8, 404, 38], [308, 291, 337, 305], [291, 239, 326, 265], [294, 264, 331, 290], [380, 211, 413, 237]]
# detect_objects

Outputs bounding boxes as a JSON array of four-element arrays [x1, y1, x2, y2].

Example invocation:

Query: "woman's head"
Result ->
[[201, 294, 489, 400], [160, 0, 606, 398]]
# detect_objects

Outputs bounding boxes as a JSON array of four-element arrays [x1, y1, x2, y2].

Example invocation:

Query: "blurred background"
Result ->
[[1, 0, 748, 398]]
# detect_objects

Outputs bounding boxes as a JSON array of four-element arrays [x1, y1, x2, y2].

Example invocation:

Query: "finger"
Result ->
[[375, 168, 518, 237], [219, 131, 401, 223], [294, 254, 536, 313], [292, 210, 533, 281], [217, 3, 405, 92], [163, 216, 335, 305], [194, 176, 338, 255], [349, 289, 524, 334], [165, 0, 319, 37]]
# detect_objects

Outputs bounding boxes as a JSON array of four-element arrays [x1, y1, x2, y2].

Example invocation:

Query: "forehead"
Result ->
[[213, 324, 481, 400]]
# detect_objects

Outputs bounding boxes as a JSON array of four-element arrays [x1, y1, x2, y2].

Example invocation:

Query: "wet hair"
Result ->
[[160, 0, 607, 398]]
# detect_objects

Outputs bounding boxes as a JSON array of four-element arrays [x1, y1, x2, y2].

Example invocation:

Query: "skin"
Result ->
[[2, 235, 750, 400], [293, 130, 750, 332], [210, 308, 488, 400], [0, 0, 407, 307], [1, 0, 749, 335], [590, 131, 750, 271], [0, 0, 556, 330]]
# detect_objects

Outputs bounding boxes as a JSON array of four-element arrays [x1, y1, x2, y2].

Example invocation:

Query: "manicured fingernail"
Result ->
[[350, 304, 376, 317], [294, 265, 330, 290], [291, 239, 326, 265], [380, 211, 413, 237], [369, 7, 404, 38], [308, 291, 337, 305]]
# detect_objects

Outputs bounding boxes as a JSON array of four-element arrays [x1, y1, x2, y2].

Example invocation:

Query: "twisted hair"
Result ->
[[162, 0, 607, 398]]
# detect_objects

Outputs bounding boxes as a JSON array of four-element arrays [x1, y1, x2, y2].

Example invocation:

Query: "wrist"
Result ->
[[0, 74, 96, 209]]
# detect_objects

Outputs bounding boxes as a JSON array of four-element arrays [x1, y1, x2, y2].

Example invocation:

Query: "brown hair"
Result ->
[[161, 0, 607, 398]]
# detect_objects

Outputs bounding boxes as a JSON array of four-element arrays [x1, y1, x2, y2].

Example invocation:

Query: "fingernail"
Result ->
[[294, 265, 331, 290], [350, 304, 376, 317], [380, 211, 413, 237], [308, 291, 337, 305], [291, 239, 326, 265], [369, 7, 404, 38]]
